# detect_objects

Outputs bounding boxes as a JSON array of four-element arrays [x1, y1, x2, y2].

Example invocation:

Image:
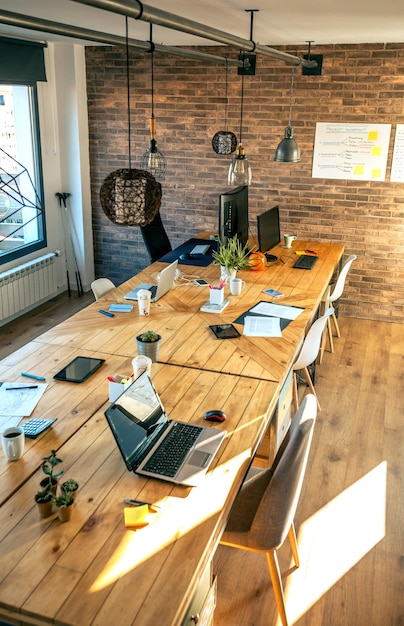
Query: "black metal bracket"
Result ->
[[302, 53, 323, 75], [238, 53, 256, 75]]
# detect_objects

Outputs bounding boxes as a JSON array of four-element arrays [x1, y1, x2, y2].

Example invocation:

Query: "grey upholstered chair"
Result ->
[[220, 394, 317, 626], [91, 278, 116, 300]]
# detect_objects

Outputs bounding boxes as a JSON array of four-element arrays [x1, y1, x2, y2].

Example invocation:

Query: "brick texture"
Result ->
[[85, 43, 404, 323]]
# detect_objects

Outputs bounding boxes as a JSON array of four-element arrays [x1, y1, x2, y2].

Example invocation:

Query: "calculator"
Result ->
[[22, 418, 57, 439]]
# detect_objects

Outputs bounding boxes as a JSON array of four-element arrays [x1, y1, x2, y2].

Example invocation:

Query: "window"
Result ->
[[0, 84, 45, 264], [0, 37, 47, 265]]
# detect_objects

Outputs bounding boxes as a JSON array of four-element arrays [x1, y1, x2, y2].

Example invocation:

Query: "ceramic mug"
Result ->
[[137, 289, 151, 316], [284, 234, 297, 248], [230, 278, 246, 296], [1, 426, 25, 461], [132, 355, 152, 378]]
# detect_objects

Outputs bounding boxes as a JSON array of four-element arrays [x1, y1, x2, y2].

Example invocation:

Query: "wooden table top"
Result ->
[[0, 363, 278, 626]]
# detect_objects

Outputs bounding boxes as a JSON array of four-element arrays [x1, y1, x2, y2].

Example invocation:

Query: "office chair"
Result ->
[[292, 308, 334, 412], [140, 211, 172, 263], [91, 278, 116, 300], [320, 254, 357, 360], [220, 394, 317, 626]]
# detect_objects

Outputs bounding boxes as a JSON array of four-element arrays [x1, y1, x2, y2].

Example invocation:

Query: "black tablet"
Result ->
[[209, 324, 241, 339], [53, 356, 106, 383]]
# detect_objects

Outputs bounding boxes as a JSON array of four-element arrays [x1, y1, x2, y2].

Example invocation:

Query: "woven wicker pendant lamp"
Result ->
[[100, 17, 161, 227]]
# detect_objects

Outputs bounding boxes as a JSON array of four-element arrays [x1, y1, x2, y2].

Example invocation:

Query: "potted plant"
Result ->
[[212, 234, 252, 281], [53, 486, 75, 523], [34, 449, 64, 518], [61, 478, 79, 501], [136, 330, 162, 362]]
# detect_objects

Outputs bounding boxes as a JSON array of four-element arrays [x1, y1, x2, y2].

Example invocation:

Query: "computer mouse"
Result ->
[[179, 252, 194, 261], [203, 409, 226, 423]]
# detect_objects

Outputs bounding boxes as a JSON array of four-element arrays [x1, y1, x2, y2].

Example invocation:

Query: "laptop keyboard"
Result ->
[[148, 285, 158, 298], [142, 422, 203, 477]]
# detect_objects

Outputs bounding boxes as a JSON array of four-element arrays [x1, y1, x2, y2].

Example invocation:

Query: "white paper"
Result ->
[[0, 383, 48, 417], [243, 316, 282, 337], [0, 415, 23, 431], [249, 302, 303, 321]]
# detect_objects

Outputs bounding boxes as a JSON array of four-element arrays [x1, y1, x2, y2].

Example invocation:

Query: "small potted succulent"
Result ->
[[53, 484, 75, 523], [212, 234, 252, 281], [34, 449, 64, 518], [136, 330, 161, 362], [61, 478, 79, 502]]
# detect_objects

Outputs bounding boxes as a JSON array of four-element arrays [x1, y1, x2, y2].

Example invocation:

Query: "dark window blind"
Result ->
[[0, 37, 47, 82]]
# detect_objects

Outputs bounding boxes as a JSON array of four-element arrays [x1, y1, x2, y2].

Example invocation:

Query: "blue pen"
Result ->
[[21, 372, 46, 381], [98, 309, 115, 317]]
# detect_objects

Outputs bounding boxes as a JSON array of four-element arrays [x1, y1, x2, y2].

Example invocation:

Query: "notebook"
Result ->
[[124, 259, 178, 302], [104, 370, 226, 486], [293, 254, 318, 270]]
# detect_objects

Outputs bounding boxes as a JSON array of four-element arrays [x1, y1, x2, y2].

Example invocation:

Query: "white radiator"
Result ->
[[0, 252, 60, 326]]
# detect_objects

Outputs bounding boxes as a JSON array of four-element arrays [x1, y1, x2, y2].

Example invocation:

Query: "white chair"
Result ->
[[292, 308, 334, 412], [320, 254, 357, 359], [220, 395, 317, 626], [91, 278, 115, 300]]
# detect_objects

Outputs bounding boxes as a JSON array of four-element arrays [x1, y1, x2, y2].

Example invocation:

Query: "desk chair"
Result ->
[[91, 278, 116, 300], [320, 254, 357, 361], [140, 211, 172, 263], [220, 394, 317, 626], [292, 308, 334, 412]]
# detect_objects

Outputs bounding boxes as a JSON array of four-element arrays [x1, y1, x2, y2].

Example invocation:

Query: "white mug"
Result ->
[[230, 278, 246, 296], [284, 234, 297, 248], [132, 355, 152, 378], [137, 289, 151, 316], [1, 426, 25, 461]]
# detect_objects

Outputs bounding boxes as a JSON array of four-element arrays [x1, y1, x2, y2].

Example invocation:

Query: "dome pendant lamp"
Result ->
[[228, 69, 252, 186], [140, 24, 166, 180], [274, 66, 301, 163]]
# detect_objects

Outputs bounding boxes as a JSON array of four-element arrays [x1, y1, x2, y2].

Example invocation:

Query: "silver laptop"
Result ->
[[124, 259, 178, 302], [104, 370, 226, 487]]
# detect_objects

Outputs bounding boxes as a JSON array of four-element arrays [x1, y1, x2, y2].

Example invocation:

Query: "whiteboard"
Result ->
[[390, 124, 404, 182], [312, 122, 391, 181]]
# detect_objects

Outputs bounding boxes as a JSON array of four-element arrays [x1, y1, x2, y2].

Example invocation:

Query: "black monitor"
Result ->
[[218, 185, 249, 247], [257, 206, 281, 261]]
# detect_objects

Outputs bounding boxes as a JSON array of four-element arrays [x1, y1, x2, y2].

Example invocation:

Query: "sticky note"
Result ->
[[124, 505, 156, 529], [368, 131, 378, 141]]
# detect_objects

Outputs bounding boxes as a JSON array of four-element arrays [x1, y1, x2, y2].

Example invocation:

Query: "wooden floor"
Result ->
[[1, 297, 403, 626]]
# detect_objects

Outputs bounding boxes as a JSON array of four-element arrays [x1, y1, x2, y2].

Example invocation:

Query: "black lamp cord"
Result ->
[[224, 57, 228, 132], [149, 23, 155, 120], [125, 16, 132, 169], [239, 70, 245, 145], [288, 66, 295, 128]]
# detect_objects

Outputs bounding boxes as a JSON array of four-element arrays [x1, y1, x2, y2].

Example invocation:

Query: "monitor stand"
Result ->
[[265, 254, 278, 262]]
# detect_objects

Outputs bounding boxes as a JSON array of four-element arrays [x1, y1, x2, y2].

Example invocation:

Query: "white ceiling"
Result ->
[[0, 0, 403, 52]]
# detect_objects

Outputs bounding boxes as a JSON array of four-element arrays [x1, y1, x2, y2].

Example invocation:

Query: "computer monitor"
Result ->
[[218, 185, 249, 247], [257, 206, 281, 261]]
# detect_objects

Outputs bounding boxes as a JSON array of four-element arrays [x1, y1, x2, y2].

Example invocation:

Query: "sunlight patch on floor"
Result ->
[[282, 462, 387, 625]]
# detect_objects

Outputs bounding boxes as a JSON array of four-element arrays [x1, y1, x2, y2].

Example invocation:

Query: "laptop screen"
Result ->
[[104, 371, 168, 469]]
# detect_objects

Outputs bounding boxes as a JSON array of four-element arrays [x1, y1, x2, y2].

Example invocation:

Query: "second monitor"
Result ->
[[257, 205, 281, 261], [218, 185, 249, 247]]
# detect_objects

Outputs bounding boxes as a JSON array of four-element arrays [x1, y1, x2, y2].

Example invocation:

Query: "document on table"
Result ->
[[0, 382, 48, 416], [243, 315, 282, 337], [249, 301, 304, 321], [0, 415, 22, 430]]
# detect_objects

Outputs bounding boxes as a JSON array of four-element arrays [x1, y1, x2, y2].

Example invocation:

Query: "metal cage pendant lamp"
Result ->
[[274, 66, 301, 163], [140, 24, 166, 180], [227, 70, 252, 186]]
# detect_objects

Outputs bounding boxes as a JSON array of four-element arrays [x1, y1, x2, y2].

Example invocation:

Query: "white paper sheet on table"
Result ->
[[249, 302, 304, 321], [0, 383, 48, 416], [243, 316, 282, 337], [0, 415, 23, 431]]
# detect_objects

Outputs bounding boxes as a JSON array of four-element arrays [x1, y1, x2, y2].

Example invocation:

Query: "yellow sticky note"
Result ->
[[368, 131, 378, 141], [354, 165, 364, 175], [372, 146, 381, 156], [124, 505, 153, 529]]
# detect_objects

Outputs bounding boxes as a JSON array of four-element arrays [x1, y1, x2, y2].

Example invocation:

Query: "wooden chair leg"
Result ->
[[288, 522, 300, 568], [331, 311, 341, 338], [266, 549, 288, 626], [302, 367, 321, 411], [292, 372, 299, 413], [327, 316, 335, 353]]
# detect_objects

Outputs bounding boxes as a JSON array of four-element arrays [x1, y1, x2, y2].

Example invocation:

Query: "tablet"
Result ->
[[209, 324, 241, 339], [53, 356, 106, 383]]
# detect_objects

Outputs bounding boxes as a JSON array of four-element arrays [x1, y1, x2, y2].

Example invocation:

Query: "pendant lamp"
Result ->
[[140, 24, 166, 180], [228, 70, 252, 186], [274, 66, 301, 163], [212, 58, 237, 155]]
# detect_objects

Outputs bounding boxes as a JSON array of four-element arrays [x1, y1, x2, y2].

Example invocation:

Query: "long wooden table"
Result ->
[[0, 238, 344, 626]]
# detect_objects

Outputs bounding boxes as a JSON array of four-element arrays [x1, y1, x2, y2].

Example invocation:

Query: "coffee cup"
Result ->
[[137, 289, 151, 316], [1, 426, 25, 461], [230, 278, 246, 296], [283, 234, 297, 248], [132, 355, 152, 378]]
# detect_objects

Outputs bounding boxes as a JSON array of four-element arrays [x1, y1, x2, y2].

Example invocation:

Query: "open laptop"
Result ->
[[104, 370, 226, 486], [124, 259, 178, 302]]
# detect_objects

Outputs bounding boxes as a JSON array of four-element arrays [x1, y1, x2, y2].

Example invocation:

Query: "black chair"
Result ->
[[140, 211, 172, 263]]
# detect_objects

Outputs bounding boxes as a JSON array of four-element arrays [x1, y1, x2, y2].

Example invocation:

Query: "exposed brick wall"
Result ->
[[85, 43, 404, 322]]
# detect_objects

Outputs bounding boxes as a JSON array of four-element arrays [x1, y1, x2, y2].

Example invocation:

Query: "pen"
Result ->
[[21, 372, 46, 381], [6, 385, 38, 390], [123, 498, 160, 508], [99, 309, 114, 317]]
